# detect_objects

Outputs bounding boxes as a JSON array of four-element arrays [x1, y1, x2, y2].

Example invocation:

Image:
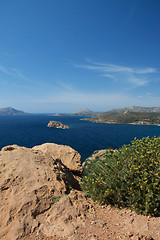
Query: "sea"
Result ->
[[0, 114, 160, 162]]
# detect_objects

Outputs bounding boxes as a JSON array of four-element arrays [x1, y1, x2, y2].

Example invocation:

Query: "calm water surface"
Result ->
[[0, 115, 160, 162]]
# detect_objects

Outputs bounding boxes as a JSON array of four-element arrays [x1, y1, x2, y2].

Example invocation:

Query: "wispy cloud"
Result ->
[[35, 59, 159, 109], [128, 77, 149, 86], [83, 59, 157, 74], [11, 68, 34, 82], [0, 66, 12, 75], [56, 80, 76, 93], [0, 65, 36, 84], [75, 60, 157, 88]]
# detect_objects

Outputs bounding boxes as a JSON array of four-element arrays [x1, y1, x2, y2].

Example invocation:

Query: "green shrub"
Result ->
[[82, 136, 160, 217]]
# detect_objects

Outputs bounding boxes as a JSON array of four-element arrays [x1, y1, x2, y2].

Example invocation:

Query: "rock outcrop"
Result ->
[[33, 143, 82, 176], [0, 144, 159, 240], [47, 121, 69, 129], [0, 144, 81, 240]]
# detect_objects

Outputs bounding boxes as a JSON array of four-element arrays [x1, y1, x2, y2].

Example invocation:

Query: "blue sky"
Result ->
[[0, 0, 160, 113]]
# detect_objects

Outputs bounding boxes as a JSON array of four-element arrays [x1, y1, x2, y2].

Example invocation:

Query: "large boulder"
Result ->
[[33, 143, 82, 176], [0, 144, 81, 240]]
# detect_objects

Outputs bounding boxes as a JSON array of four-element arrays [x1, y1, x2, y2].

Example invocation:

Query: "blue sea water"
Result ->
[[0, 115, 160, 162]]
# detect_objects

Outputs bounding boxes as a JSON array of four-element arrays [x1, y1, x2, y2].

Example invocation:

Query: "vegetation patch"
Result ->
[[90, 111, 160, 125], [82, 136, 160, 217]]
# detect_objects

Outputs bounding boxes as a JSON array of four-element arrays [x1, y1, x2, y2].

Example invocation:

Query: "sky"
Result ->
[[0, 0, 160, 113]]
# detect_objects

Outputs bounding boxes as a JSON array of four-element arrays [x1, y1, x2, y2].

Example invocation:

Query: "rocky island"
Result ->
[[47, 120, 69, 129]]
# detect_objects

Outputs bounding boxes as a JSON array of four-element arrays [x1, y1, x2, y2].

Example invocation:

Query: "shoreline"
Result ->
[[82, 118, 160, 126]]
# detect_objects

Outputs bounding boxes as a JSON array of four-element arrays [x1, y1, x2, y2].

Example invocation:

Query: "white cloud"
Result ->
[[135, 68, 156, 74], [102, 74, 116, 80], [56, 81, 76, 93], [75, 60, 157, 88], [11, 68, 34, 83], [0, 65, 36, 84], [83, 59, 157, 74], [129, 77, 148, 86], [0, 66, 12, 75]]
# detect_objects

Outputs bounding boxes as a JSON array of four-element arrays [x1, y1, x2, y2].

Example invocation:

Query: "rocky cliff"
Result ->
[[0, 144, 159, 240]]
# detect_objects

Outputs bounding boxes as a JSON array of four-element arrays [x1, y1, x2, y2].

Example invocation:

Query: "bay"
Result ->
[[0, 115, 160, 162]]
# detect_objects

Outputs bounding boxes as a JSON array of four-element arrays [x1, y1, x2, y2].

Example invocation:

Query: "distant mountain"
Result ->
[[49, 109, 97, 116], [73, 109, 94, 115], [0, 107, 27, 115], [83, 106, 160, 126], [107, 106, 160, 114]]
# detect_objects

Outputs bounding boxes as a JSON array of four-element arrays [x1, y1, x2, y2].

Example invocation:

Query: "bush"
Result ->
[[82, 136, 160, 217]]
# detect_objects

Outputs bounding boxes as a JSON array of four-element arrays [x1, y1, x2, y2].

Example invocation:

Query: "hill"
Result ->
[[72, 108, 95, 115], [49, 108, 97, 116], [0, 107, 27, 115], [107, 106, 160, 114], [84, 107, 160, 125]]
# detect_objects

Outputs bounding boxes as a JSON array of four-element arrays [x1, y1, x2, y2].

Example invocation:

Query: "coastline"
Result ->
[[82, 118, 160, 126]]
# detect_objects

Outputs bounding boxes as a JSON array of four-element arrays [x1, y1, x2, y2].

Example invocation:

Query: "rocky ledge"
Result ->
[[0, 144, 159, 240], [47, 120, 69, 129]]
